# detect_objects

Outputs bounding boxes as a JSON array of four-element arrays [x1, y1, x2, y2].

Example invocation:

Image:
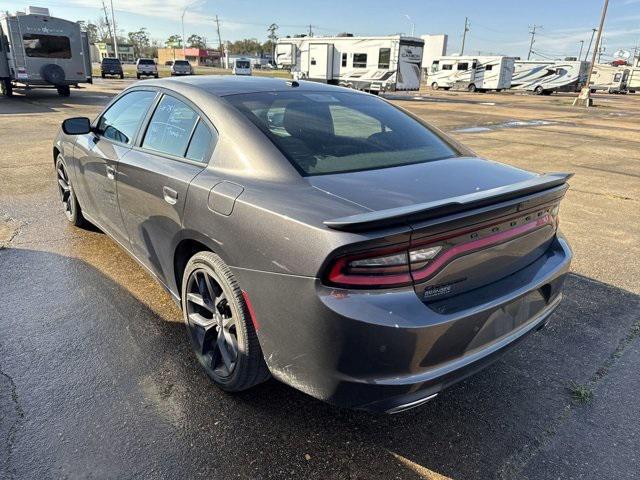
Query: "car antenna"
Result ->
[[286, 80, 300, 87]]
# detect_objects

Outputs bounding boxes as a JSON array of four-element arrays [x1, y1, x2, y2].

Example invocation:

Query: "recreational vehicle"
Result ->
[[511, 60, 589, 94], [275, 35, 424, 93], [628, 59, 640, 93], [426, 56, 515, 92], [0, 7, 92, 97], [589, 64, 630, 94]]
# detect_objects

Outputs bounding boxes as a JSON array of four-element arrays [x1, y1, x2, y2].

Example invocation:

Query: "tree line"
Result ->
[[79, 20, 281, 59]]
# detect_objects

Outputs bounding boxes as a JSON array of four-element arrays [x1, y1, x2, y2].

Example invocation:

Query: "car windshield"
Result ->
[[225, 91, 458, 176], [139, 59, 155, 65]]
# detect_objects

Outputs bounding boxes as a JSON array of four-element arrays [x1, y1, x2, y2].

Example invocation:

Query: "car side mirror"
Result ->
[[62, 117, 91, 135]]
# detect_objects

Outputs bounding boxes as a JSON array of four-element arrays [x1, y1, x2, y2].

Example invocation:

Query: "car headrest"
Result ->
[[283, 101, 334, 140]]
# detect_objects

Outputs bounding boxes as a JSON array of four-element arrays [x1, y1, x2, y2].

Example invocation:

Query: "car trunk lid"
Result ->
[[320, 159, 570, 299]]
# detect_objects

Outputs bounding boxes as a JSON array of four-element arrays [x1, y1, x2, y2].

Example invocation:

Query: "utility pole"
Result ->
[[578, 40, 584, 60], [527, 24, 542, 60], [215, 15, 224, 68], [584, 28, 597, 61], [460, 17, 470, 55], [100, 0, 115, 57], [110, 0, 118, 59], [308, 24, 313, 37], [574, 0, 610, 107]]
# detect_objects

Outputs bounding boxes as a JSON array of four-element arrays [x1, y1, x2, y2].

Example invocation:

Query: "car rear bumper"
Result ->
[[232, 233, 572, 413]]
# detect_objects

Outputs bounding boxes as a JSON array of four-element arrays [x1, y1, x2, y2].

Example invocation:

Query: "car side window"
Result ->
[[97, 90, 156, 144], [142, 95, 199, 157], [185, 120, 216, 162]]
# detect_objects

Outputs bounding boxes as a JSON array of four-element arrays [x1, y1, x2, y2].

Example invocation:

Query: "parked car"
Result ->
[[101, 57, 124, 79], [171, 60, 193, 76], [136, 58, 158, 79], [53, 77, 573, 414]]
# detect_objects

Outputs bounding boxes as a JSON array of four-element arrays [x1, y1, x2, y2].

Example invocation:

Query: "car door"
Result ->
[[73, 89, 157, 242], [116, 91, 217, 285]]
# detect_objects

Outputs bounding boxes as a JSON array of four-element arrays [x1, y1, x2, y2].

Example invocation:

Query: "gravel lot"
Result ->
[[1, 79, 639, 479]]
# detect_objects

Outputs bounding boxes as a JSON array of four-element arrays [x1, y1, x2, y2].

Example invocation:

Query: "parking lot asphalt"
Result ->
[[1, 80, 639, 479]]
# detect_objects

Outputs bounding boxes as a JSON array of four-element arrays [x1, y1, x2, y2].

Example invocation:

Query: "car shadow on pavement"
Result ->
[[1, 248, 638, 479], [0, 85, 120, 115]]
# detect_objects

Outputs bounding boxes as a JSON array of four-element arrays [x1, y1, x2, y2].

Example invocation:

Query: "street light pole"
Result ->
[[404, 15, 415, 37], [182, 8, 187, 55], [584, 28, 597, 61], [578, 40, 584, 60], [574, 0, 610, 107]]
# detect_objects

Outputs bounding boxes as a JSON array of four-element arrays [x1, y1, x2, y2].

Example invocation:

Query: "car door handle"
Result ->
[[163, 186, 178, 205], [106, 165, 116, 180]]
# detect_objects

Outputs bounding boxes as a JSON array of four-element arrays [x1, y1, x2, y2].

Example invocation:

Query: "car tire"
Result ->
[[468, 83, 477, 93], [431, 82, 439, 90], [136, 73, 140, 79], [534, 86, 545, 95], [101, 73, 105, 78], [154, 74, 159, 78], [55, 156, 87, 228], [56, 85, 71, 97], [181, 251, 270, 392], [120, 74, 124, 79], [1, 78, 12, 97]]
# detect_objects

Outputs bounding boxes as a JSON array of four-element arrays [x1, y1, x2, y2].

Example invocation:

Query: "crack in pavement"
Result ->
[[0, 362, 25, 480]]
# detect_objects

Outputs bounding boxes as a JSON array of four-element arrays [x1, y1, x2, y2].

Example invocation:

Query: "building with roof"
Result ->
[[157, 48, 221, 67]]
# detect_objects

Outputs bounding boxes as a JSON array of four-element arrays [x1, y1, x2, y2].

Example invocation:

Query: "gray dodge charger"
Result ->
[[53, 76, 572, 413]]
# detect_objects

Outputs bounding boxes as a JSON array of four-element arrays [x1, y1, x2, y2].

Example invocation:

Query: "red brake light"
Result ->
[[325, 207, 557, 290]]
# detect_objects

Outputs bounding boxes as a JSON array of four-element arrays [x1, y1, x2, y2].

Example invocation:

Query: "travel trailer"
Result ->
[[425, 56, 515, 92], [275, 35, 424, 93], [511, 60, 589, 94], [0, 7, 92, 97], [628, 58, 640, 93], [589, 64, 630, 93]]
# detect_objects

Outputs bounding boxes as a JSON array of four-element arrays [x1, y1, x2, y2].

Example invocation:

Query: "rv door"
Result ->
[[308, 43, 333, 80]]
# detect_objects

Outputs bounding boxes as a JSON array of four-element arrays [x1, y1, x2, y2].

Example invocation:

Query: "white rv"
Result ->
[[511, 60, 589, 95], [426, 56, 515, 92], [627, 58, 640, 93], [589, 64, 630, 94], [275, 35, 424, 93], [0, 7, 92, 97]]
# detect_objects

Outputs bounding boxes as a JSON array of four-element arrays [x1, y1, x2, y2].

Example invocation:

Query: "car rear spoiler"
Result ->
[[324, 172, 573, 232]]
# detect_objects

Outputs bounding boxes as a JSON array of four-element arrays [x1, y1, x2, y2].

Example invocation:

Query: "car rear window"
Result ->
[[102, 58, 121, 65], [175, 60, 189, 66], [138, 59, 155, 65], [225, 91, 458, 176]]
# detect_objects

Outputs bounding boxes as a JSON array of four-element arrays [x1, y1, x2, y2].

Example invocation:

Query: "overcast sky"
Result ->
[[2, 0, 640, 59]]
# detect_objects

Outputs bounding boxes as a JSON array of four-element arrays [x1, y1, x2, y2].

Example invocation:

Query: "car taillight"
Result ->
[[326, 245, 442, 288], [325, 207, 557, 289]]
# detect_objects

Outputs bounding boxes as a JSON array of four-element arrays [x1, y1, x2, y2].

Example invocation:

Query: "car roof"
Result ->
[[140, 75, 361, 97]]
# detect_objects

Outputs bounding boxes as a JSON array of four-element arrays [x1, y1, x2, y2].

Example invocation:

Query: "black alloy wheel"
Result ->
[[182, 252, 270, 391], [55, 156, 86, 227]]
